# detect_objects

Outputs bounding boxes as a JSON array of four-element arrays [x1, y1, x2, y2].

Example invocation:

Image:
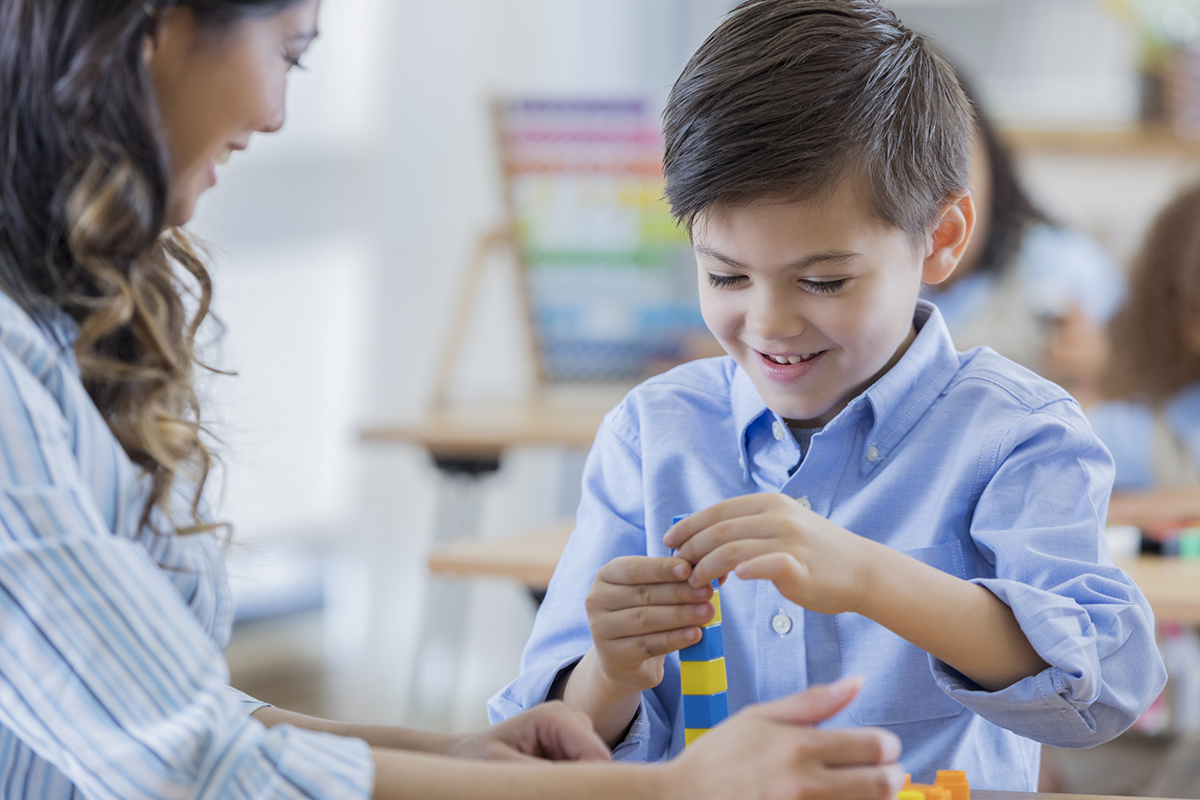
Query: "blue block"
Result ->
[[683, 691, 729, 729], [680, 622, 724, 661]]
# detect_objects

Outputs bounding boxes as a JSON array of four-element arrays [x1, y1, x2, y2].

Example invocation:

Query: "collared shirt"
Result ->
[[490, 301, 1163, 790], [1088, 383, 1200, 489], [0, 292, 372, 800]]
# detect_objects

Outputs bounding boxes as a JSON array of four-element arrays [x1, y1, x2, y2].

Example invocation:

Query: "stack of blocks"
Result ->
[[673, 514, 729, 745], [899, 771, 971, 800]]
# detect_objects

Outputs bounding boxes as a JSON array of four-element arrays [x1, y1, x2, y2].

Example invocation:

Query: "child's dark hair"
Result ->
[[662, 0, 972, 239], [1103, 182, 1200, 405]]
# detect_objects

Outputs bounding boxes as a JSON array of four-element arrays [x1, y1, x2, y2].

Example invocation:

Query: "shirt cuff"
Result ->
[[928, 576, 1157, 747], [610, 699, 652, 761], [227, 685, 272, 716], [488, 654, 582, 724]]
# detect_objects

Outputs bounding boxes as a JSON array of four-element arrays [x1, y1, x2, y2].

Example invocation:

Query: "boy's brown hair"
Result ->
[[1103, 182, 1200, 405], [662, 0, 972, 239]]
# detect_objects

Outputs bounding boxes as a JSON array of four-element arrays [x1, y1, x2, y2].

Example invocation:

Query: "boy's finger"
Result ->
[[598, 555, 692, 586], [592, 602, 713, 640], [592, 580, 713, 612], [663, 493, 790, 548], [606, 627, 704, 660], [688, 538, 786, 587], [674, 514, 776, 566]]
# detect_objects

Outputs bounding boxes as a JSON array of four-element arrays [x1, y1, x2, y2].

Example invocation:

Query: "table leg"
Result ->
[[405, 459, 497, 731]]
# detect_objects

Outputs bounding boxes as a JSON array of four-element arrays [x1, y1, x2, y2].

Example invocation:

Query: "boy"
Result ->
[[489, 0, 1164, 788]]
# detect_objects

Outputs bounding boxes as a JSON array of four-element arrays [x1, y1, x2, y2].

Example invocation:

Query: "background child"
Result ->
[[923, 77, 1125, 402], [1089, 181, 1200, 494], [490, 0, 1163, 789]]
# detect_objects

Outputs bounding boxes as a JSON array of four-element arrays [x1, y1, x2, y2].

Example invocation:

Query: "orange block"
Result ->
[[901, 771, 969, 800]]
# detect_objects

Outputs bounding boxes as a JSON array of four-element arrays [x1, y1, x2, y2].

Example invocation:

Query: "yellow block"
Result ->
[[684, 728, 711, 746], [681, 657, 728, 694], [703, 590, 722, 627]]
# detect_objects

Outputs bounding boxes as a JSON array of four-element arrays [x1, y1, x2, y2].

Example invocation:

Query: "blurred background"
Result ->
[[187, 0, 1200, 792]]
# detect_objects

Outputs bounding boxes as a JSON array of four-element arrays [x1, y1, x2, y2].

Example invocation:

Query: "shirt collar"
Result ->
[[730, 300, 962, 478]]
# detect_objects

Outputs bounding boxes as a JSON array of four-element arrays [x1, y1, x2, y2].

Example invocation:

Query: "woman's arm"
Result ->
[[373, 681, 903, 800], [253, 701, 611, 761]]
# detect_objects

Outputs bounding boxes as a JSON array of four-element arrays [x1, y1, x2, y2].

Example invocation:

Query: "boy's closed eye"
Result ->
[[703, 271, 850, 294]]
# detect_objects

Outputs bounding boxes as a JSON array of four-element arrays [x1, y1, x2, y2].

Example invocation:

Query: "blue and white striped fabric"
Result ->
[[0, 291, 372, 800]]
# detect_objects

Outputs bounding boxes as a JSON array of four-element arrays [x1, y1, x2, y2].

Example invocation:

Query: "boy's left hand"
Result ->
[[664, 493, 874, 615]]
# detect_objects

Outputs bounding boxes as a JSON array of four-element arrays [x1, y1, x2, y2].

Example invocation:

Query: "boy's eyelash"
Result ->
[[803, 279, 847, 294], [706, 273, 744, 288], [287, 55, 307, 70]]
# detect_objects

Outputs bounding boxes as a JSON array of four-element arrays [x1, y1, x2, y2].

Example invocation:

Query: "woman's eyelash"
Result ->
[[804, 279, 847, 294]]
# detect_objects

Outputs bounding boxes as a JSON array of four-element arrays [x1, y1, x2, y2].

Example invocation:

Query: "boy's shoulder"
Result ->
[[944, 345, 1084, 424], [603, 356, 741, 437]]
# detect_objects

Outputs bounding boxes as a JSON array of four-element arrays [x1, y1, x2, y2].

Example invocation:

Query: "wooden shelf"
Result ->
[[1004, 126, 1200, 158]]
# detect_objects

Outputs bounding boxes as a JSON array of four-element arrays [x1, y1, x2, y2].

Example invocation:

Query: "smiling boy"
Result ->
[[489, 0, 1164, 788]]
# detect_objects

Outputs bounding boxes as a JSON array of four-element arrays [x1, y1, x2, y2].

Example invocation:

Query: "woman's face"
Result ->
[[144, 0, 321, 227]]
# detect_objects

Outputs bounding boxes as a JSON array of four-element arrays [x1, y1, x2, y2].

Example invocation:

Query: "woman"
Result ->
[[0, 1, 904, 798]]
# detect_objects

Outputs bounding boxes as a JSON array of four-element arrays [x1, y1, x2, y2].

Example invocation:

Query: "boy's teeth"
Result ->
[[768, 354, 808, 365], [214, 148, 232, 165]]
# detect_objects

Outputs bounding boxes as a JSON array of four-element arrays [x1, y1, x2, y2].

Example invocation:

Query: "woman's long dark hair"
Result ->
[[953, 71, 1049, 276], [0, 0, 299, 534]]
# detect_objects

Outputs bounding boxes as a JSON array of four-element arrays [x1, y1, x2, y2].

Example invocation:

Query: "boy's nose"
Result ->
[[746, 295, 804, 342]]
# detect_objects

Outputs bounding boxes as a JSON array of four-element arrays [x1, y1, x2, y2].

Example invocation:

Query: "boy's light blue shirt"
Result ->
[[489, 301, 1164, 790]]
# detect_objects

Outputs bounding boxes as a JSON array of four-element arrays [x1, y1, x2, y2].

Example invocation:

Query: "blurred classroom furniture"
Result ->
[[425, 518, 1200, 624], [360, 96, 714, 730]]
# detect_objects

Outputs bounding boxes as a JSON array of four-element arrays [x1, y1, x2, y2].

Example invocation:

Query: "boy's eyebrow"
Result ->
[[694, 246, 859, 271]]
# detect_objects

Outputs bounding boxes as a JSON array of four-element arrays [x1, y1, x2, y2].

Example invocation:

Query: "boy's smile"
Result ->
[[693, 181, 970, 427]]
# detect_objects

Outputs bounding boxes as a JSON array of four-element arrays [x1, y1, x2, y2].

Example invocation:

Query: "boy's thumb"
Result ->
[[756, 676, 863, 726]]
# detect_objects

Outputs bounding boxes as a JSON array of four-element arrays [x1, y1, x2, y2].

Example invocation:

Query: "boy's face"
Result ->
[[694, 181, 952, 427]]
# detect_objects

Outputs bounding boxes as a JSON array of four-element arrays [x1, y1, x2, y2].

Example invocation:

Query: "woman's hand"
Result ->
[[664, 493, 872, 615], [445, 701, 610, 762], [666, 678, 904, 800]]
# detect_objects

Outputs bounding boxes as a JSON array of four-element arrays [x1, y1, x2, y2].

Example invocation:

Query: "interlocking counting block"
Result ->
[[901, 770, 969, 800], [683, 691, 729, 728], [679, 622, 724, 661], [681, 657, 728, 695]]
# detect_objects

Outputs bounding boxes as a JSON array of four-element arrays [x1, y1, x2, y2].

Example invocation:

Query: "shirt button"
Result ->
[[866, 445, 881, 463], [738, 456, 745, 469], [797, 496, 811, 510], [771, 613, 793, 635], [772, 421, 786, 441]]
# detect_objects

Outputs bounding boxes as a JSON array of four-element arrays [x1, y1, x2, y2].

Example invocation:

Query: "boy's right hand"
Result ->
[[585, 555, 715, 693], [665, 678, 905, 800]]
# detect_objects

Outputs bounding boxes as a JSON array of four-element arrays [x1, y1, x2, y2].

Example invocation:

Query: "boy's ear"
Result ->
[[922, 194, 976, 286]]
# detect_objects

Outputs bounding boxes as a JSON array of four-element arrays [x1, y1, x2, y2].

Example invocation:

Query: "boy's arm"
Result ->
[[673, 403, 1165, 746], [851, 542, 1047, 691]]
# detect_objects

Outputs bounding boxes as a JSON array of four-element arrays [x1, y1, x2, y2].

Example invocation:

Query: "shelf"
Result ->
[[1003, 126, 1200, 158]]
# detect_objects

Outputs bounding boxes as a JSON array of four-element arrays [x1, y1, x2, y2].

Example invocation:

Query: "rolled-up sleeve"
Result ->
[[487, 404, 676, 761], [930, 403, 1165, 747], [0, 348, 375, 800]]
